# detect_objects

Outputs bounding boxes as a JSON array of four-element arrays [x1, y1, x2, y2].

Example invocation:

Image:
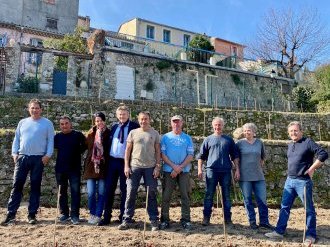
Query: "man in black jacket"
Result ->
[[265, 121, 328, 245], [98, 105, 139, 226], [54, 116, 86, 225]]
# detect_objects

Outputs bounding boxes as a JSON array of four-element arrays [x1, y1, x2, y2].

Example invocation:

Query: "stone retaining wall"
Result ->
[[0, 96, 329, 208]]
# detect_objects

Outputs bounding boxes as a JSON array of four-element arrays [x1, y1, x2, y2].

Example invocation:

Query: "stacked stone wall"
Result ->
[[0, 96, 329, 208]]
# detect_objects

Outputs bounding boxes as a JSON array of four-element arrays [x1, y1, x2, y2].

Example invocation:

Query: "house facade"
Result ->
[[210, 37, 245, 58], [0, 0, 79, 35], [118, 17, 197, 47]]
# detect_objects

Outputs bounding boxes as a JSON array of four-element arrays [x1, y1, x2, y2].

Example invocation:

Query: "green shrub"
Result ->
[[16, 76, 39, 93]]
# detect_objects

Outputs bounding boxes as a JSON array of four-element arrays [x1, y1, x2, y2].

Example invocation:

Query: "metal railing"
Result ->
[[104, 33, 249, 69]]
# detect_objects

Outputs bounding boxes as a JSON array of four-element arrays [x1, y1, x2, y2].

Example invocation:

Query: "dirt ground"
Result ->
[[0, 205, 329, 247]]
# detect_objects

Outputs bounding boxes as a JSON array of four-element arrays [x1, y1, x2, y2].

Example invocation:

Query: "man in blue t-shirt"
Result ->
[[265, 121, 328, 245], [1, 99, 54, 225], [54, 116, 86, 225], [197, 117, 239, 226], [159, 115, 194, 230]]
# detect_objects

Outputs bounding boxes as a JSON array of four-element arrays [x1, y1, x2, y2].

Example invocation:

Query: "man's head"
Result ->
[[138, 111, 151, 129], [288, 121, 303, 142], [59, 116, 72, 134], [212, 117, 225, 135], [171, 115, 183, 134], [28, 98, 42, 120], [116, 105, 129, 124]]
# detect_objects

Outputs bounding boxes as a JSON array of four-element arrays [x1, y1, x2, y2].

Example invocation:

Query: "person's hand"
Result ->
[[153, 167, 160, 178], [13, 154, 18, 164], [124, 166, 131, 178], [173, 165, 182, 174], [42, 155, 50, 165], [170, 170, 178, 178], [304, 168, 315, 178], [234, 169, 240, 181]]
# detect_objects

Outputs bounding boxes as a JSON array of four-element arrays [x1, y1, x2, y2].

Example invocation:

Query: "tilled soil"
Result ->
[[0, 205, 329, 246]]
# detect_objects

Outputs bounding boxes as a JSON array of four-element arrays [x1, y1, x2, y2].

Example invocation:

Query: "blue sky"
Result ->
[[79, 0, 330, 63]]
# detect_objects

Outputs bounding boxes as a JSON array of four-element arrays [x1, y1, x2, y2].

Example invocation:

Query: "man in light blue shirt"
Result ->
[[159, 115, 194, 230], [1, 99, 54, 225]]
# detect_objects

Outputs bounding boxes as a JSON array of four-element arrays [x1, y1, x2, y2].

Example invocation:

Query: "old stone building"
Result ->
[[0, 0, 79, 35]]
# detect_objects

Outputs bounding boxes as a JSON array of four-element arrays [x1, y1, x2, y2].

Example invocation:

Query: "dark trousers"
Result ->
[[55, 171, 81, 218], [103, 157, 127, 222], [7, 155, 44, 216], [161, 172, 191, 223]]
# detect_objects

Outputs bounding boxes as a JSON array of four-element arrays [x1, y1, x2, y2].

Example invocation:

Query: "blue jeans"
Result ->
[[7, 155, 44, 216], [55, 171, 81, 218], [87, 179, 105, 217], [123, 166, 159, 222], [239, 180, 269, 225], [203, 169, 232, 221], [275, 177, 316, 238], [103, 157, 127, 222]]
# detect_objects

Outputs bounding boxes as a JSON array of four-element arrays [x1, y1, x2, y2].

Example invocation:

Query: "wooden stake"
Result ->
[[90, 105, 93, 127], [231, 170, 238, 202], [143, 186, 150, 245], [303, 186, 307, 243], [218, 184, 228, 247], [53, 185, 61, 247]]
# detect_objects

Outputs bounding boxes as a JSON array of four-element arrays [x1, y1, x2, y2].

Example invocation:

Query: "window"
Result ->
[[232, 46, 237, 57], [46, 18, 58, 29], [146, 25, 154, 39], [28, 39, 43, 65], [183, 34, 190, 47], [163, 29, 171, 43]]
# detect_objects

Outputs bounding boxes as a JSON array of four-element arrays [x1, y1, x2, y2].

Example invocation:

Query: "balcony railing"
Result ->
[[104, 32, 271, 75]]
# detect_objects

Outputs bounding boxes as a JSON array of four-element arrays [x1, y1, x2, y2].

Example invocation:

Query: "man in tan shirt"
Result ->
[[118, 111, 161, 231]]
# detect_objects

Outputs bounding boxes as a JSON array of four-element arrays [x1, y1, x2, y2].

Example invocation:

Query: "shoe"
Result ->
[[93, 216, 101, 225], [159, 221, 170, 230], [98, 218, 110, 226], [59, 214, 70, 222], [250, 222, 258, 230], [1, 214, 15, 226], [151, 220, 159, 231], [304, 236, 316, 245], [202, 217, 210, 226], [265, 231, 284, 239], [182, 221, 192, 230], [71, 217, 79, 225], [97, 219, 110, 226], [259, 223, 274, 230], [28, 214, 37, 225], [118, 221, 130, 230], [88, 215, 95, 224]]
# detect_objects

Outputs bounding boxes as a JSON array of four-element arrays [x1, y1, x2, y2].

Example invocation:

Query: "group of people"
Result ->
[[1, 99, 328, 245]]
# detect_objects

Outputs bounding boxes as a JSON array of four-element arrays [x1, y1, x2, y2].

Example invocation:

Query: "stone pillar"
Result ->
[[66, 56, 77, 96], [40, 53, 54, 93]]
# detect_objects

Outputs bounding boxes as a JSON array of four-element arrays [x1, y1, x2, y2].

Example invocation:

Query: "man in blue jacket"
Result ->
[[98, 105, 139, 226], [197, 117, 239, 226], [265, 121, 328, 245]]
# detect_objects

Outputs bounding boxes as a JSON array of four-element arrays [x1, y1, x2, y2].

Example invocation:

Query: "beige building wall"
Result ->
[[119, 18, 196, 47], [118, 18, 138, 37]]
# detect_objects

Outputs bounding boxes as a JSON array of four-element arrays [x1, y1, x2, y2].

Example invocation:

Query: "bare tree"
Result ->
[[248, 8, 329, 79]]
